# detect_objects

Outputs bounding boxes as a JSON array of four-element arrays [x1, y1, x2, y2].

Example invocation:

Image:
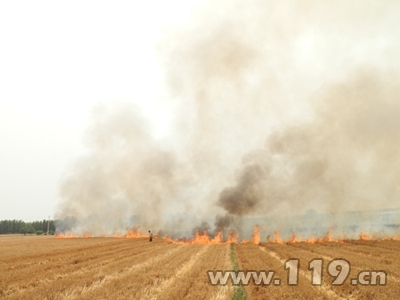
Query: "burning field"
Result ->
[[1, 235, 400, 299], [6, 1, 399, 299]]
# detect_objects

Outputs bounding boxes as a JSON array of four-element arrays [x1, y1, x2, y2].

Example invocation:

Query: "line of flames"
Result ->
[[55, 228, 149, 239], [264, 229, 400, 245], [55, 226, 399, 244], [164, 226, 261, 245]]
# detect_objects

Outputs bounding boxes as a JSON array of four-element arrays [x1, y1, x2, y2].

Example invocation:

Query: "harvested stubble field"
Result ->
[[0, 235, 399, 299]]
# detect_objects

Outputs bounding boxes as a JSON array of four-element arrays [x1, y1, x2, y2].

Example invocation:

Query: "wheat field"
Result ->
[[0, 235, 399, 299]]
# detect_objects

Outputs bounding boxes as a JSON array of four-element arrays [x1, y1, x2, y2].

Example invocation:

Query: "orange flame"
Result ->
[[210, 231, 223, 244], [193, 231, 213, 244], [227, 230, 238, 244], [307, 236, 317, 244], [324, 229, 334, 242], [56, 228, 148, 239], [273, 231, 284, 244], [359, 232, 372, 241], [164, 226, 262, 245], [288, 234, 297, 244], [164, 231, 223, 245], [252, 225, 260, 244], [123, 229, 148, 238], [241, 225, 260, 244]]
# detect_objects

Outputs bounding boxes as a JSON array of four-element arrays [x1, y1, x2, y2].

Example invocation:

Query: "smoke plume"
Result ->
[[55, 1, 400, 239]]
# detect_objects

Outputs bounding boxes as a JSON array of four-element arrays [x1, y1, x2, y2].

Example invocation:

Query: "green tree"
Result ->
[[0, 219, 56, 234], [20, 227, 27, 235], [26, 225, 36, 235]]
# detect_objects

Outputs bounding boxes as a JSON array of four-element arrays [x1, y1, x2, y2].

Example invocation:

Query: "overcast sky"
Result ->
[[0, 0, 206, 221]]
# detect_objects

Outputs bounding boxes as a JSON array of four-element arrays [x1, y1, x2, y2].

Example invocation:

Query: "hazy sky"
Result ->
[[0, 0, 205, 221], [1, 1, 400, 223]]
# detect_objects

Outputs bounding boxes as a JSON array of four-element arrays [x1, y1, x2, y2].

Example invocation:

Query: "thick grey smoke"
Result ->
[[214, 72, 400, 237], [218, 163, 269, 216], [56, 1, 400, 238], [55, 103, 182, 235]]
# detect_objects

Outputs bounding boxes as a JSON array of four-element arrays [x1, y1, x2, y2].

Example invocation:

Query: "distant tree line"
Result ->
[[0, 219, 56, 235]]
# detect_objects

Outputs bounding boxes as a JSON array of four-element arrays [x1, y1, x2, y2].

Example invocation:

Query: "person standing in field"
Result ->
[[148, 230, 153, 242]]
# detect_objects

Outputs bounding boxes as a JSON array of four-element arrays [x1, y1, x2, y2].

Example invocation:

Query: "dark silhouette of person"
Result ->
[[149, 230, 153, 242]]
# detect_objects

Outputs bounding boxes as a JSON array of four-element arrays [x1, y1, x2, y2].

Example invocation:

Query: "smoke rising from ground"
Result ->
[[55, 1, 400, 238], [56, 103, 182, 235], [214, 72, 400, 236]]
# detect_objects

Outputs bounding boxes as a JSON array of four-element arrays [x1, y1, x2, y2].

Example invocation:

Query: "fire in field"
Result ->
[[2, 1, 400, 299]]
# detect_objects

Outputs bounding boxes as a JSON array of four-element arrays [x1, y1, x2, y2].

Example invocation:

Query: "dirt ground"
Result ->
[[0, 235, 398, 299]]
